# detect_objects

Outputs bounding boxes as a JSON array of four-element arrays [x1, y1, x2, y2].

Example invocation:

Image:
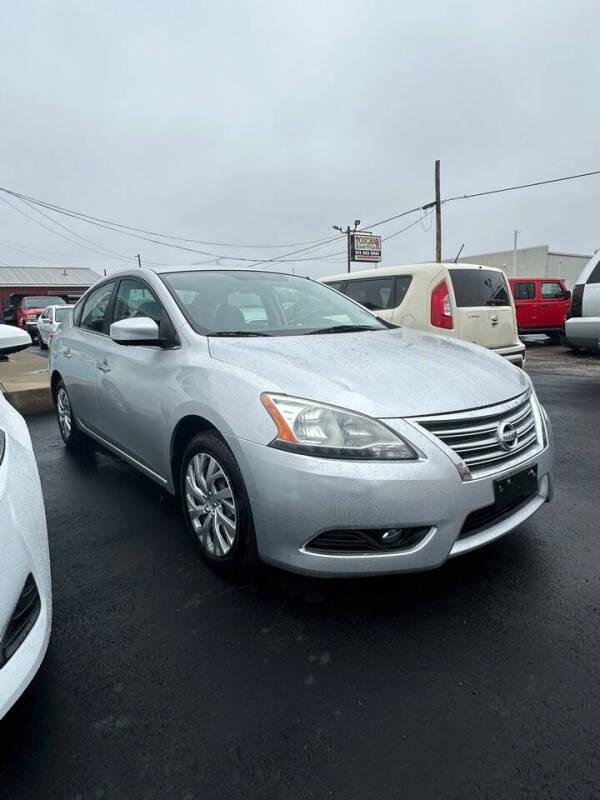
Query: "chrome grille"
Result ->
[[415, 392, 541, 478]]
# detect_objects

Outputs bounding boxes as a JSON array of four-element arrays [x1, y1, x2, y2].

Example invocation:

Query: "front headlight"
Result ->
[[261, 393, 418, 460]]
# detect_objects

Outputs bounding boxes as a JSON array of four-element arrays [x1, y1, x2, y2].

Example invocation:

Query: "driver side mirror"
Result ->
[[0, 324, 31, 357], [563, 289, 571, 300], [110, 316, 177, 348]]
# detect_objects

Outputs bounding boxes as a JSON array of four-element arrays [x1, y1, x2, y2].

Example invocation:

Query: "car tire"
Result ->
[[180, 432, 259, 579], [560, 334, 580, 352], [55, 379, 86, 448]]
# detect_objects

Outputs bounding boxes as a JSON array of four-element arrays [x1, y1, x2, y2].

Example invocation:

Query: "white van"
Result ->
[[321, 263, 525, 367], [564, 252, 600, 352]]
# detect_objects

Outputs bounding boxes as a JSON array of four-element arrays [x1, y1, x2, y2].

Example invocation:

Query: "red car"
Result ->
[[2, 295, 65, 341], [508, 277, 571, 340]]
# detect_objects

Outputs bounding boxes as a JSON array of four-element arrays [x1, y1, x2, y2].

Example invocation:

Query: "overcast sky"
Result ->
[[1, 0, 599, 277]]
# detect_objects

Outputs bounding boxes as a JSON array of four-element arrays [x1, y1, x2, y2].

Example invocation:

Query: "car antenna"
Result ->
[[454, 243, 465, 263]]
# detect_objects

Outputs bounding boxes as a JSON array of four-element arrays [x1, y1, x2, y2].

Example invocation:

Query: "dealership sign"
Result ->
[[351, 233, 381, 263]]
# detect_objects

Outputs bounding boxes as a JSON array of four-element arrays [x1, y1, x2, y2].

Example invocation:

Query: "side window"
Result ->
[[541, 282, 565, 299], [513, 282, 536, 300], [79, 283, 115, 333], [112, 279, 165, 325], [343, 277, 396, 310], [72, 298, 84, 326], [395, 276, 413, 306], [324, 281, 346, 292]]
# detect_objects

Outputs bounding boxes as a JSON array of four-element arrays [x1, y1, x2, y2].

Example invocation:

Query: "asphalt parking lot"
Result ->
[[1, 356, 599, 799]]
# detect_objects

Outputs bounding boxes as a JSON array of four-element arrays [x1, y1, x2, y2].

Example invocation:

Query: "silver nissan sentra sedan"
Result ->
[[49, 267, 553, 577]]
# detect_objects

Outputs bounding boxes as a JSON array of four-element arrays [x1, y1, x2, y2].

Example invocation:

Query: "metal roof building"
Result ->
[[0, 266, 100, 317], [457, 245, 593, 288], [0, 266, 100, 287]]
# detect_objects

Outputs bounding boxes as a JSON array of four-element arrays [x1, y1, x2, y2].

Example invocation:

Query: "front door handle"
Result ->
[[96, 359, 111, 373], [540, 304, 549, 308], [64, 347, 72, 358]]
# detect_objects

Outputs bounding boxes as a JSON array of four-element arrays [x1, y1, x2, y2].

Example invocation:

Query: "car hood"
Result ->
[[207, 328, 529, 418]]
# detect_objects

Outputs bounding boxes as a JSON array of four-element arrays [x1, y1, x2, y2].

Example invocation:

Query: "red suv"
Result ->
[[508, 277, 571, 340]]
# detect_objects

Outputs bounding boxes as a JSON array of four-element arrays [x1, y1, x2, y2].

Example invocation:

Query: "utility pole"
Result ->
[[512, 231, 518, 277], [137, 253, 142, 269], [435, 159, 441, 262], [333, 220, 361, 273]]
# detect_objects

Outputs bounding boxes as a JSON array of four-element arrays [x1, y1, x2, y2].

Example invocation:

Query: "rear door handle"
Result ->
[[96, 359, 111, 373]]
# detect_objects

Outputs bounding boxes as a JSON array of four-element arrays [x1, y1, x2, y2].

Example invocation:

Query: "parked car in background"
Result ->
[[50, 267, 552, 579], [321, 263, 526, 367], [564, 252, 600, 352], [508, 277, 571, 340], [0, 325, 51, 718], [36, 305, 75, 350], [2, 295, 68, 342]]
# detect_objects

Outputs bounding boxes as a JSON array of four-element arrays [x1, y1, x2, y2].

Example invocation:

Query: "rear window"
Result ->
[[449, 269, 510, 307], [54, 307, 72, 322], [23, 296, 54, 309]]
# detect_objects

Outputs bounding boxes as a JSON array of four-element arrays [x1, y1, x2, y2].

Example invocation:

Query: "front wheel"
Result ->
[[180, 433, 259, 578]]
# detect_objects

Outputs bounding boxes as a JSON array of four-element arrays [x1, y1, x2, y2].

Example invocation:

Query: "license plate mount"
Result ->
[[494, 465, 538, 512]]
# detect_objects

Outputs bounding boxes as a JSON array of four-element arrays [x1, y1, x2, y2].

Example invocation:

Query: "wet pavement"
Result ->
[[1, 368, 599, 799]]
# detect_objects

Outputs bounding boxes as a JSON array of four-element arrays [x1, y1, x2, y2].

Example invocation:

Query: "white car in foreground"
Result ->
[[0, 325, 51, 719]]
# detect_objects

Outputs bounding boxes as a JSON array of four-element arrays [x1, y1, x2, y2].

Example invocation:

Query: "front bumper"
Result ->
[[564, 317, 600, 350], [0, 429, 51, 719], [227, 414, 554, 577]]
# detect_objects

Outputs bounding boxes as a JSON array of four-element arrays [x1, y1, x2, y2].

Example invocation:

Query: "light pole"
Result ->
[[333, 220, 361, 273]]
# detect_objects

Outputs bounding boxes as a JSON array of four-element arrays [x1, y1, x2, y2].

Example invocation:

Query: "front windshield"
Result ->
[[54, 307, 72, 322], [161, 270, 388, 336], [24, 296, 55, 309]]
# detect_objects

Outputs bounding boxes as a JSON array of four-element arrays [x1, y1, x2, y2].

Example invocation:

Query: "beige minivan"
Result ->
[[321, 263, 526, 367]]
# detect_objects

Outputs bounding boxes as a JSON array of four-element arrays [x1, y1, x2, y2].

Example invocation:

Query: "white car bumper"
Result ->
[[564, 317, 600, 350], [0, 402, 51, 719]]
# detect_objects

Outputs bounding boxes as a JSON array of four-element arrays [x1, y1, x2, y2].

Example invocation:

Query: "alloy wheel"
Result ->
[[185, 452, 238, 557], [57, 387, 72, 439]]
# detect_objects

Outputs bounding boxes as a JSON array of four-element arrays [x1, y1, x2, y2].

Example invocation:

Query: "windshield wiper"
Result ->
[[208, 330, 271, 337], [304, 324, 382, 335]]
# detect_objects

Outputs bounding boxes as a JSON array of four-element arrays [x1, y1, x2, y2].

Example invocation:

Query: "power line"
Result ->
[[1, 166, 598, 268], [1, 189, 344, 263], [0, 186, 339, 249], [0, 195, 133, 262], [19, 196, 133, 260], [0, 240, 134, 260], [443, 168, 600, 204], [270, 211, 430, 264]]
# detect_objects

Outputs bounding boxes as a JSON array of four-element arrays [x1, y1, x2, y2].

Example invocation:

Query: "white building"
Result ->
[[457, 245, 592, 288]]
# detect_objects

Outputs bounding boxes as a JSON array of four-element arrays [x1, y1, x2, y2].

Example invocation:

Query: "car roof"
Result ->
[[103, 266, 300, 281], [508, 276, 566, 282], [321, 262, 505, 282]]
